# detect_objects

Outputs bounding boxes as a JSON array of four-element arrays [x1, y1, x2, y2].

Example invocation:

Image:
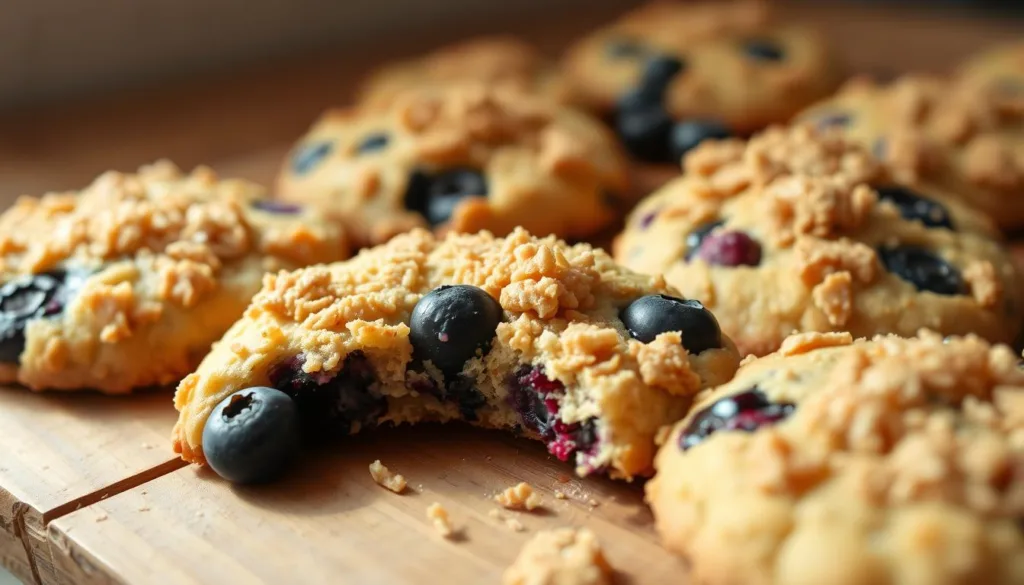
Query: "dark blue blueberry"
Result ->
[[0, 270, 86, 363], [680, 388, 795, 450], [876, 186, 953, 230], [506, 366, 598, 462], [409, 285, 503, 376], [605, 38, 649, 59], [202, 387, 300, 484], [290, 141, 333, 175], [251, 200, 302, 215], [877, 246, 965, 296], [615, 104, 675, 163], [670, 120, 732, 161], [741, 39, 785, 62], [814, 112, 853, 129], [685, 220, 724, 260], [268, 351, 386, 440], [620, 294, 722, 354], [403, 169, 488, 226], [356, 132, 389, 154]]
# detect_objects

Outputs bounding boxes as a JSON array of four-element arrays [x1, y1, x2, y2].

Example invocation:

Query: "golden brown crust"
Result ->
[[173, 228, 740, 478], [647, 331, 1024, 585], [0, 161, 348, 392], [277, 85, 631, 248]]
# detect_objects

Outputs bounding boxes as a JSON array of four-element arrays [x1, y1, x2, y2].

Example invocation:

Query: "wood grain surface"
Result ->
[[0, 2, 1021, 584]]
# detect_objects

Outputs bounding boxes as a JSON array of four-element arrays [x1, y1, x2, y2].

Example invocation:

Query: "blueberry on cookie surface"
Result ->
[[647, 331, 1024, 585], [614, 125, 1022, 357], [562, 0, 842, 165], [0, 161, 348, 392], [173, 228, 740, 480], [276, 85, 631, 247], [797, 75, 1024, 230]]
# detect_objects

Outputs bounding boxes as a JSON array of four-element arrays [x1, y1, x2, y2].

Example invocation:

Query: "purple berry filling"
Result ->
[[679, 388, 795, 450], [268, 351, 386, 440], [694, 231, 762, 267], [508, 366, 598, 463], [405, 370, 487, 421]]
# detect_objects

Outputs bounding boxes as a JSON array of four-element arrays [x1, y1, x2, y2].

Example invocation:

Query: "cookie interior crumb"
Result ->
[[495, 481, 543, 511], [368, 459, 407, 494], [426, 502, 454, 538], [502, 527, 612, 585]]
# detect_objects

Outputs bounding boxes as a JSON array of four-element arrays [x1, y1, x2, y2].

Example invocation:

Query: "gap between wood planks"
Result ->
[[13, 458, 187, 585]]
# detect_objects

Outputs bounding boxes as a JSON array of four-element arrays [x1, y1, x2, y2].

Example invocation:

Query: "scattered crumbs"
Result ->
[[554, 491, 567, 500], [489, 509, 527, 533], [426, 502, 454, 538], [587, 499, 599, 508], [502, 528, 612, 585], [369, 460, 407, 494], [495, 482, 543, 511], [94, 513, 108, 523]]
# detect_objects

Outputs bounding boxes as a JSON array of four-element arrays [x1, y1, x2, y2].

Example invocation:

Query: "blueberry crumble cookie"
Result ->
[[276, 84, 630, 248], [647, 331, 1024, 585], [797, 75, 1024, 229], [562, 0, 841, 165], [357, 36, 565, 108], [172, 228, 740, 483], [0, 161, 348, 392], [614, 125, 1022, 357]]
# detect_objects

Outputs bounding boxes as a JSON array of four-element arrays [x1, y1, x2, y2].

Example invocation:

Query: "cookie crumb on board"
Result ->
[[495, 482, 543, 510], [503, 528, 612, 585], [489, 509, 527, 532], [426, 502, 454, 538], [368, 460, 407, 494]]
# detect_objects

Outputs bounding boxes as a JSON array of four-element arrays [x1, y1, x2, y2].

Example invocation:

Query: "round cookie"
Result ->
[[173, 228, 741, 480], [276, 84, 631, 248], [357, 36, 565, 107], [562, 0, 842, 167], [0, 161, 348, 392], [614, 125, 1022, 357], [646, 331, 1024, 585], [956, 41, 1024, 112], [797, 75, 1024, 230]]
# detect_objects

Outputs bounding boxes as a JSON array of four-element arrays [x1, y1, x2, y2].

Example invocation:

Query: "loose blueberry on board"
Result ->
[[875, 186, 953, 230], [679, 388, 795, 450], [291, 140, 334, 175], [620, 294, 723, 354], [684, 220, 725, 260], [202, 387, 301, 484], [670, 120, 732, 161], [268, 352, 387, 439], [403, 169, 489, 226], [615, 105, 675, 162], [877, 246, 965, 296], [356, 132, 390, 154], [741, 39, 785, 62], [693, 231, 762, 267], [605, 38, 649, 60], [410, 285, 503, 376], [0, 271, 81, 363], [251, 200, 302, 215]]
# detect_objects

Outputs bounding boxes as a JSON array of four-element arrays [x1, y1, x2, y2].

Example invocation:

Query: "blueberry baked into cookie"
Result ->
[[276, 84, 630, 248], [357, 36, 565, 108], [172, 228, 740, 483], [614, 125, 1022, 357], [797, 75, 1024, 230], [562, 0, 841, 168], [0, 161, 348, 392], [646, 331, 1024, 585]]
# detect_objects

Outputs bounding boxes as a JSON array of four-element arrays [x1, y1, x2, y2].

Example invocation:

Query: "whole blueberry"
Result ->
[[741, 39, 785, 62], [684, 220, 725, 260], [403, 169, 488, 226], [670, 120, 732, 161], [356, 132, 389, 154], [290, 140, 333, 175], [616, 104, 675, 163], [679, 388, 795, 450], [0, 271, 82, 363], [878, 245, 964, 296], [620, 294, 722, 354], [410, 285, 503, 375], [202, 387, 301, 484], [875, 186, 953, 230]]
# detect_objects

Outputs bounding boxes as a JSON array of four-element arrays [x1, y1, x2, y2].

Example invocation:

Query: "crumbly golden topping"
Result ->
[[502, 528, 612, 585]]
